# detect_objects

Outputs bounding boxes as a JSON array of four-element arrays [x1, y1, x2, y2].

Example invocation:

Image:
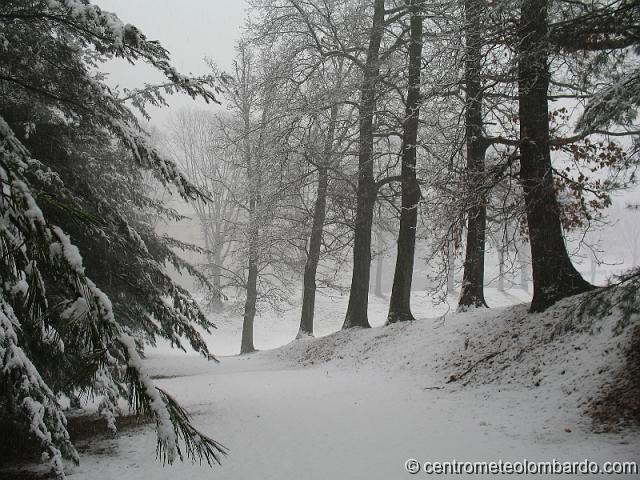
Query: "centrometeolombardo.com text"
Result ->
[[404, 458, 639, 475]]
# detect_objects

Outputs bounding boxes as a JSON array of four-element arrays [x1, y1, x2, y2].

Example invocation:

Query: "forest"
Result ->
[[0, 0, 639, 479]]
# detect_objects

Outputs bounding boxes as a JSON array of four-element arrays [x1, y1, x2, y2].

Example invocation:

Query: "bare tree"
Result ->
[[458, 0, 489, 310], [166, 109, 242, 308], [517, 0, 593, 312], [342, 0, 386, 329], [387, 0, 424, 323]]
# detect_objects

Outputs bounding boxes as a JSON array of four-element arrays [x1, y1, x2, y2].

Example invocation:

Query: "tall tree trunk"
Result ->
[[518, 240, 530, 292], [202, 225, 222, 309], [342, 0, 385, 329], [240, 55, 260, 353], [241, 176, 259, 354], [497, 245, 505, 292], [518, 0, 593, 312], [211, 238, 223, 308], [458, 0, 488, 311], [447, 232, 456, 294], [298, 102, 338, 337], [241, 246, 258, 354], [374, 230, 384, 297], [212, 201, 224, 306], [387, 1, 423, 324], [298, 166, 328, 337]]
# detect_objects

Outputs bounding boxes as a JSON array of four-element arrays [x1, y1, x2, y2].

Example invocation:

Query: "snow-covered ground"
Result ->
[[37, 288, 634, 480], [189, 287, 534, 356]]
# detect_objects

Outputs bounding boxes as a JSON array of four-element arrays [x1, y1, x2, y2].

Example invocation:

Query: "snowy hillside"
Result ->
[[6, 287, 638, 480], [267, 289, 639, 434], [186, 287, 533, 356]]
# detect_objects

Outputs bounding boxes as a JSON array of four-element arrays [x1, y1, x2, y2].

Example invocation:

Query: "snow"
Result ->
[[119, 334, 179, 463], [38, 288, 639, 480], [1, 113, 195, 475], [50, 227, 85, 275], [60, 298, 90, 322], [578, 67, 640, 131], [0, 297, 78, 476], [45, 0, 131, 49], [12, 181, 45, 226], [188, 288, 533, 356]]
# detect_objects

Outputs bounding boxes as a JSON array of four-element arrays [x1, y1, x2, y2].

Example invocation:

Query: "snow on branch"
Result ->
[[0, 0, 225, 202], [41, 0, 223, 103], [577, 68, 640, 132], [0, 115, 226, 477], [0, 298, 78, 479]]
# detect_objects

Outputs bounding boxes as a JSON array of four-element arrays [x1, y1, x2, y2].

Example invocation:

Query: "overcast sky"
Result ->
[[98, 0, 248, 125]]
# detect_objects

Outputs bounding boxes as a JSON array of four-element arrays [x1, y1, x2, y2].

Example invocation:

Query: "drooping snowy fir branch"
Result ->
[[0, 117, 227, 478], [0, 0, 230, 474]]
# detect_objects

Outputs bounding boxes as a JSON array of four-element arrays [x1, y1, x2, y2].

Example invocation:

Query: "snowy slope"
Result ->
[[183, 287, 533, 356], [5, 288, 639, 480], [264, 289, 639, 434]]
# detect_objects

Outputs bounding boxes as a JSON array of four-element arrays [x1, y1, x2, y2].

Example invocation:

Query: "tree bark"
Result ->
[[211, 250, 223, 309], [497, 245, 505, 292], [241, 245, 258, 354], [518, 0, 594, 313], [342, 0, 385, 329], [241, 162, 259, 353], [199, 224, 221, 310], [240, 51, 259, 353], [447, 232, 456, 294], [387, 1, 423, 324], [517, 240, 530, 292], [374, 230, 384, 297], [298, 142, 332, 337], [211, 202, 224, 307], [458, 0, 488, 311], [298, 166, 328, 337], [298, 60, 346, 336]]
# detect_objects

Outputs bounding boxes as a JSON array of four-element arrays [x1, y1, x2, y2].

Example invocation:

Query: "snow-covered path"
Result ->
[[67, 338, 638, 480]]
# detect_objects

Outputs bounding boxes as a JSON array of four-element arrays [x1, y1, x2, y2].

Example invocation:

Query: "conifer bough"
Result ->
[[0, 0, 227, 477]]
